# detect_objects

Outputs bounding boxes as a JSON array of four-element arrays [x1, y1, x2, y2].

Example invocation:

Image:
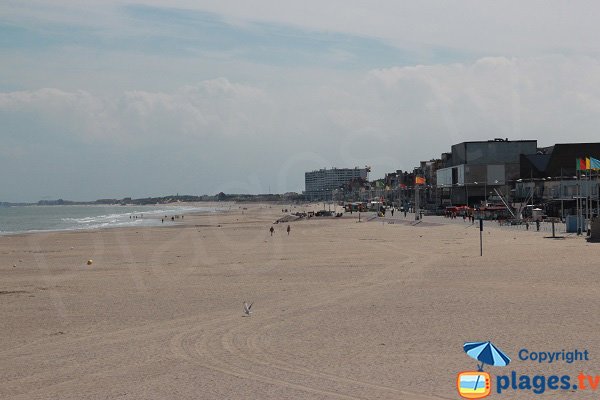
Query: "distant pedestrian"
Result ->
[[391, 209, 394, 217], [287, 225, 291, 235], [161, 218, 164, 223], [270, 226, 274, 236], [404, 210, 407, 218]]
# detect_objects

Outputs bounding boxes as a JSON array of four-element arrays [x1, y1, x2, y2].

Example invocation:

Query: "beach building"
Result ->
[[304, 167, 370, 200], [436, 138, 538, 206], [519, 143, 600, 178], [516, 143, 600, 218]]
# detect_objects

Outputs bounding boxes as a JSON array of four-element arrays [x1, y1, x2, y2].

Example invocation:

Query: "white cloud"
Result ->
[[0, 78, 269, 144], [4, 1, 600, 57], [3, 55, 600, 200], [107, 0, 600, 55], [4, 55, 600, 151], [5, 2, 600, 201]]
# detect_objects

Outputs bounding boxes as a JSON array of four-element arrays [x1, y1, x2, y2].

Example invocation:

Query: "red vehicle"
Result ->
[[474, 206, 512, 220]]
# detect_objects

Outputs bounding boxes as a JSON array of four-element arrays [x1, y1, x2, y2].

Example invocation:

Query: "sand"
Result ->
[[1, 204, 599, 399]]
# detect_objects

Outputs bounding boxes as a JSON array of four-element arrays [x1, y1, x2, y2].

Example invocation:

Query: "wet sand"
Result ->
[[1, 204, 599, 399]]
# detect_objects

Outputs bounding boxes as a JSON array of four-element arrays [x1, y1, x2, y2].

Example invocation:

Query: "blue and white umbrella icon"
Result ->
[[463, 341, 511, 393], [464, 341, 511, 370]]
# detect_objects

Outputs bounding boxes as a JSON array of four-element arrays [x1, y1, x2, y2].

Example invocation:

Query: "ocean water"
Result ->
[[0, 204, 223, 234]]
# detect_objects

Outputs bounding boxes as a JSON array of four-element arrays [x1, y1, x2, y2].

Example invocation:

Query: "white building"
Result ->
[[304, 167, 369, 200]]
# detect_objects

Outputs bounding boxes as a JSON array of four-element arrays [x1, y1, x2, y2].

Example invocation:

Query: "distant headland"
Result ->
[[0, 192, 304, 207]]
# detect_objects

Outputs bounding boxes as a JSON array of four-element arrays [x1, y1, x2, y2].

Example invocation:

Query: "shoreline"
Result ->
[[0, 202, 325, 238], [0, 202, 238, 237]]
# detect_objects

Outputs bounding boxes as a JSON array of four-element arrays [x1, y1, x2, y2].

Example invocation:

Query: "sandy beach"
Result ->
[[1, 204, 599, 399]]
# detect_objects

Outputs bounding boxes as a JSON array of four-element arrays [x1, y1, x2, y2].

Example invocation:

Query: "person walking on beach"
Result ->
[[270, 226, 274, 236], [391, 208, 394, 217], [287, 225, 291, 235]]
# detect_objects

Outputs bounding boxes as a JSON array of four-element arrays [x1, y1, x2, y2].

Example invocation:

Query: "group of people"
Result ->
[[128, 213, 186, 223], [269, 225, 291, 236], [445, 212, 476, 223], [161, 215, 184, 223]]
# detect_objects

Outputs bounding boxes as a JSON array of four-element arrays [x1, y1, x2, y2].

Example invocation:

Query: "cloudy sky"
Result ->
[[2, 1, 600, 202]]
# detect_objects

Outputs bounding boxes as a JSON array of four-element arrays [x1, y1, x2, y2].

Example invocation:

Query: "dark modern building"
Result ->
[[516, 143, 600, 218], [436, 138, 538, 205], [520, 143, 600, 178]]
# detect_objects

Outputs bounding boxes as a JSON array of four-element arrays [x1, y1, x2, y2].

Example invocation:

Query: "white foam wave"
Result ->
[[60, 206, 219, 226]]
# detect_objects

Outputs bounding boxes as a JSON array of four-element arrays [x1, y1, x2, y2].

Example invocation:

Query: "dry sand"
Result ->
[[1, 204, 599, 399]]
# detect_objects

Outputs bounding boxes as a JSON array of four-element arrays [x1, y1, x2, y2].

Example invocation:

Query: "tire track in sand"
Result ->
[[170, 240, 450, 399]]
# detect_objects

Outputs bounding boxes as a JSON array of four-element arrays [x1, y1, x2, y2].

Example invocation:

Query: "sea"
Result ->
[[0, 204, 225, 234]]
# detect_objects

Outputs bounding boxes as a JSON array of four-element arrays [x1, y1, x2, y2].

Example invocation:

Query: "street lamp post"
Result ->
[[480, 182, 488, 206]]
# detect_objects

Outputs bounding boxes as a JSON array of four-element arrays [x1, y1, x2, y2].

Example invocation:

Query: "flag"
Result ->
[[577, 158, 587, 171], [591, 157, 600, 170], [586, 157, 591, 170], [415, 176, 426, 185]]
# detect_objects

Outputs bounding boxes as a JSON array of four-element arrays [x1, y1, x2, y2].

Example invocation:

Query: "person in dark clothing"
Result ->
[[287, 225, 291, 235], [270, 226, 274, 236]]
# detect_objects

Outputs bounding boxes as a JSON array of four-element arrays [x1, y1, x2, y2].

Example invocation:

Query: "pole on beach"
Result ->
[[577, 170, 581, 235], [479, 219, 483, 256], [415, 185, 420, 221]]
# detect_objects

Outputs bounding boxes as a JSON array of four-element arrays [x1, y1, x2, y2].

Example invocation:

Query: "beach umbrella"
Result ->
[[463, 341, 511, 393], [463, 341, 511, 370]]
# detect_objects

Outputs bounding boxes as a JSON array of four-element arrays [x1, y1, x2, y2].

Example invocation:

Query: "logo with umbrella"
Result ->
[[457, 341, 511, 399]]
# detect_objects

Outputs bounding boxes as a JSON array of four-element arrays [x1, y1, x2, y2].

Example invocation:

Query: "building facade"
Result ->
[[436, 138, 538, 205], [304, 167, 369, 200]]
